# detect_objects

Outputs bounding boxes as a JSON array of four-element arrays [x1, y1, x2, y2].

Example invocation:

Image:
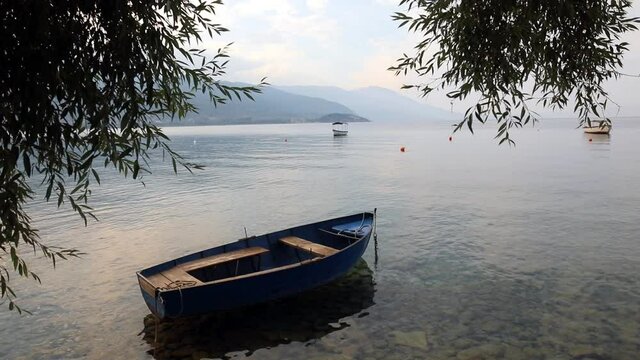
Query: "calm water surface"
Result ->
[[1, 120, 639, 359]]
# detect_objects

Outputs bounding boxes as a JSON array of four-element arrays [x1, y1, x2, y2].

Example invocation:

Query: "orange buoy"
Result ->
[[400, 146, 406, 152]]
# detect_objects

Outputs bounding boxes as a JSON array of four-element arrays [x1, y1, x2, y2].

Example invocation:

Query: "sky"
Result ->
[[207, 0, 640, 117]]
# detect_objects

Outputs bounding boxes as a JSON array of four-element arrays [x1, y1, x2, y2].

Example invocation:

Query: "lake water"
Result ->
[[1, 120, 639, 359]]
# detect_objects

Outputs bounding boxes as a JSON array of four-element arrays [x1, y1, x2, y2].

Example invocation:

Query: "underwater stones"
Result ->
[[150, 349, 168, 359], [520, 346, 544, 359], [280, 329, 308, 342], [299, 318, 315, 328], [181, 336, 196, 345], [341, 344, 364, 358], [308, 354, 352, 360], [567, 344, 603, 358], [162, 331, 184, 345], [319, 333, 347, 350], [480, 319, 503, 334], [346, 326, 369, 345], [259, 329, 282, 342], [313, 321, 331, 332], [452, 338, 476, 350], [220, 329, 246, 343], [191, 350, 209, 359], [501, 346, 530, 360], [455, 344, 505, 360], [426, 346, 458, 359], [170, 346, 195, 358], [143, 315, 156, 328], [390, 330, 428, 351]]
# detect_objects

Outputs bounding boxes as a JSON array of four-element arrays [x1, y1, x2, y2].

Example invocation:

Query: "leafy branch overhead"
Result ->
[[0, 0, 265, 312], [390, 0, 639, 144]]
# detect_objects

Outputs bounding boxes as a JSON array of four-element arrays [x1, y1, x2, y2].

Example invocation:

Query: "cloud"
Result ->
[[306, 0, 328, 12], [349, 38, 406, 90], [204, 0, 342, 85], [220, 0, 339, 44], [201, 0, 640, 114], [229, 42, 307, 82]]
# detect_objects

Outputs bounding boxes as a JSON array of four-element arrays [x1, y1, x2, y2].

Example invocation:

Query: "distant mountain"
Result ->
[[317, 113, 369, 123], [160, 85, 369, 126], [279, 85, 456, 122]]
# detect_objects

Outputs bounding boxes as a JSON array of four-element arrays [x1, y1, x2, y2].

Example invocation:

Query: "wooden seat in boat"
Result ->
[[147, 246, 269, 289], [146, 267, 202, 289], [180, 246, 269, 272], [279, 236, 338, 257]]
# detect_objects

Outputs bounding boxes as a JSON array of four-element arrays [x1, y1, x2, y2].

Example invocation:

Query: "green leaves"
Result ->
[[0, 0, 264, 313], [391, 0, 638, 143]]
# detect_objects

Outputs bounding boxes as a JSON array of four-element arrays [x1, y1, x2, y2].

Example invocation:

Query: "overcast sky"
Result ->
[[209, 0, 640, 117]]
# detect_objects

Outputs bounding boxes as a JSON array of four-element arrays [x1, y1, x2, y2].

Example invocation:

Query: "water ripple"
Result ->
[[2, 122, 640, 359]]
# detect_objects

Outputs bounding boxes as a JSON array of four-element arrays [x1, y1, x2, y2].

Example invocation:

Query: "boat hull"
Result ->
[[137, 212, 374, 319], [583, 126, 611, 134], [583, 122, 611, 134], [333, 129, 348, 136]]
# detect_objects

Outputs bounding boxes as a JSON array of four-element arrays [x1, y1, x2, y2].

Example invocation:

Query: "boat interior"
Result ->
[[139, 214, 374, 292]]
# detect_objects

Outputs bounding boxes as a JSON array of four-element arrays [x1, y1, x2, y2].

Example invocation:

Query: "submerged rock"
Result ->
[[170, 346, 195, 358], [390, 330, 428, 351], [456, 344, 505, 360], [191, 350, 209, 359], [568, 344, 605, 359], [502, 346, 529, 360], [308, 354, 352, 360]]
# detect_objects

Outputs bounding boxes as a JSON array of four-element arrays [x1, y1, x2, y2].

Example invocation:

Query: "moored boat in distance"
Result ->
[[137, 211, 376, 319], [583, 120, 611, 134], [332, 122, 348, 136]]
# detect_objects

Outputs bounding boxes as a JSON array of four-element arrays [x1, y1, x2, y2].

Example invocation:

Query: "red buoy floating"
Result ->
[[589, 138, 593, 142], [449, 136, 453, 142], [400, 146, 406, 152]]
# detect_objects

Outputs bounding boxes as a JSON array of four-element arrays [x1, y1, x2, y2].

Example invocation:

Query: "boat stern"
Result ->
[[137, 272, 166, 319]]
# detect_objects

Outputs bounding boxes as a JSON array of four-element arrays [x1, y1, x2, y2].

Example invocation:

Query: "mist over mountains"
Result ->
[[279, 85, 456, 123], [160, 84, 454, 126]]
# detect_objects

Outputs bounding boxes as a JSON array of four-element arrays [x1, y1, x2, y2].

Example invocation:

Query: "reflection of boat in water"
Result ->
[[137, 211, 375, 319], [583, 120, 611, 134], [584, 133, 611, 144], [332, 122, 348, 136], [141, 259, 375, 359]]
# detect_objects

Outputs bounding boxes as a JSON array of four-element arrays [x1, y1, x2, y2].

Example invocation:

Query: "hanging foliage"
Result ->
[[391, 0, 638, 144], [0, 0, 265, 312]]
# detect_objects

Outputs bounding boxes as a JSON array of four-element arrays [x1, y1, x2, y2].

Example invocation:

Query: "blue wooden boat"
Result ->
[[137, 211, 376, 319]]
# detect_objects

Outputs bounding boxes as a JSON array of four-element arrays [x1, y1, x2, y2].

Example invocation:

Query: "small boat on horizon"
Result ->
[[136, 211, 376, 319], [332, 121, 348, 136], [583, 120, 611, 134]]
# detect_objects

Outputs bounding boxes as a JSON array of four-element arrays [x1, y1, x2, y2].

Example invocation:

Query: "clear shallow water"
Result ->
[[1, 120, 639, 359]]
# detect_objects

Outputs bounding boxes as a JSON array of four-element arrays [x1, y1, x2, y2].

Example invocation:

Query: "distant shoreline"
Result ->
[[158, 120, 370, 127], [157, 113, 371, 127]]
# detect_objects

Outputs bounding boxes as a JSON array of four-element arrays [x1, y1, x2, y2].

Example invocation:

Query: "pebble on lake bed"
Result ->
[[456, 343, 505, 360], [390, 330, 428, 350]]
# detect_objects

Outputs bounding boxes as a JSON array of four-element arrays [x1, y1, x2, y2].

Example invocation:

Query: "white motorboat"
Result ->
[[332, 122, 348, 136], [583, 120, 611, 134]]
